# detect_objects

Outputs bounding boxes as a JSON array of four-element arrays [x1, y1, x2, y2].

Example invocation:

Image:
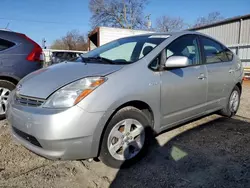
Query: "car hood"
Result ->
[[18, 62, 124, 99]]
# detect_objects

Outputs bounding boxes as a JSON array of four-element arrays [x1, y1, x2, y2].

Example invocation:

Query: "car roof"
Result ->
[[134, 31, 206, 38], [125, 30, 224, 45], [0, 28, 22, 34], [0, 29, 25, 41]]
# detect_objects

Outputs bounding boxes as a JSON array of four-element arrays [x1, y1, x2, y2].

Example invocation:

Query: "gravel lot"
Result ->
[[1, 82, 250, 188]]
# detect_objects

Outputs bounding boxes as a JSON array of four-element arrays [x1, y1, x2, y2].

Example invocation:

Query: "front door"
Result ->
[[160, 34, 207, 129]]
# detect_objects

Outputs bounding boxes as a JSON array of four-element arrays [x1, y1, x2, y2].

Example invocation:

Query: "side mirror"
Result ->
[[165, 56, 189, 68]]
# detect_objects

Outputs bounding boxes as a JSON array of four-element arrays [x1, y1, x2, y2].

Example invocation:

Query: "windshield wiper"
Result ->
[[79, 55, 115, 64], [95, 56, 115, 64]]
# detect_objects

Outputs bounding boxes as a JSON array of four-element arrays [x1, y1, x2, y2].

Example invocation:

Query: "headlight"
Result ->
[[43, 77, 107, 108]]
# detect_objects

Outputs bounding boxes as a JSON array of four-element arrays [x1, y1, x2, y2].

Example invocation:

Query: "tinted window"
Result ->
[[53, 52, 63, 58], [66, 52, 76, 59], [165, 35, 201, 65], [0, 38, 15, 51], [200, 37, 229, 63]]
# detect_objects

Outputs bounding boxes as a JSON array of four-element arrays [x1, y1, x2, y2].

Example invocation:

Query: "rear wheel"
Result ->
[[219, 86, 241, 117], [99, 107, 152, 168], [0, 80, 16, 120]]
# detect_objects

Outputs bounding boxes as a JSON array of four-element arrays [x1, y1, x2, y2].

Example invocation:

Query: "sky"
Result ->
[[0, 0, 249, 46]]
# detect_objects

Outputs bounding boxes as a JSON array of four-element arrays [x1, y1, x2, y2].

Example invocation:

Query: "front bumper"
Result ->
[[6, 96, 105, 160]]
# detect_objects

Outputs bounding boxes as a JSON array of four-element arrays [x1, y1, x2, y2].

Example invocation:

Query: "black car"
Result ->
[[0, 29, 43, 119]]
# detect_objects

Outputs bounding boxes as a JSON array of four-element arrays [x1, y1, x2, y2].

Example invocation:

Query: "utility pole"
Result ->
[[145, 14, 152, 30]]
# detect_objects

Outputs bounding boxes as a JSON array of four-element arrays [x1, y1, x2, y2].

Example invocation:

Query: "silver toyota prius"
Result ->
[[7, 31, 243, 168]]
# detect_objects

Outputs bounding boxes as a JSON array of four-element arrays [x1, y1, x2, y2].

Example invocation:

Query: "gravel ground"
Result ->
[[0, 82, 250, 188]]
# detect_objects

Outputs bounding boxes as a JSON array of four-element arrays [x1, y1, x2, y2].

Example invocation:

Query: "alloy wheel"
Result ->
[[229, 90, 239, 113], [0, 87, 10, 115], [107, 118, 145, 161]]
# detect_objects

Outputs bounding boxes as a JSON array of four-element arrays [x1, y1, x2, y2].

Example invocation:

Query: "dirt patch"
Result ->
[[111, 116, 250, 188], [0, 83, 250, 188]]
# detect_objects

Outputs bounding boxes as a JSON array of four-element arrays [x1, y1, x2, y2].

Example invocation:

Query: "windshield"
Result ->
[[78, 35, 168, 64]]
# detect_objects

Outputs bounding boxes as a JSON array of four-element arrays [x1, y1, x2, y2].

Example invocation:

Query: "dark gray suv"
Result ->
[[0, 29, 43, 119]]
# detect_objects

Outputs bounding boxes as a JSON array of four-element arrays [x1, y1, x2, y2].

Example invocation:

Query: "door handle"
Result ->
[[229, 69, 234, 73], [198, 73, 206, 80]]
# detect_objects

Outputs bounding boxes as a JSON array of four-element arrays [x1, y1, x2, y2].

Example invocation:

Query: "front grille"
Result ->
[[15, 95, 45, 107], [13, 127, 42, 148]]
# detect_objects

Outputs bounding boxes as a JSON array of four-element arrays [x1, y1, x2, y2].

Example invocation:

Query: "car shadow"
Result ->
[[110, 116, 250, 188]]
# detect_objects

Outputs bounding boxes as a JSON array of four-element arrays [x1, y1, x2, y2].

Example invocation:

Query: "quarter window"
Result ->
[[200, 37, 229, 63], [149, 54, 161, 71], [0, 38, 15, 51], [224, 48, 234, 61], [165, 35, 201, 66], [139, 42, 157, 58]]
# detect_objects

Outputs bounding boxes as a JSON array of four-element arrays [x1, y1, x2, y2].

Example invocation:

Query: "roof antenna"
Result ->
[[5, 22, 10, 29]]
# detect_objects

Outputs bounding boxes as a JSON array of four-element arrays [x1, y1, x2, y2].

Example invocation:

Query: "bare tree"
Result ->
[[155, 16, 186, 32], [89, 0, 149, 29], [50, 30, 88, 51], [50, 39, 65, 50], [194, 12, 224, 27]]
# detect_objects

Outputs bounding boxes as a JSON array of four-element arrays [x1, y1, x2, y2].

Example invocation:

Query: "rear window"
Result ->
[[53, 52, 64, 58], [0, 38, 15, 51]]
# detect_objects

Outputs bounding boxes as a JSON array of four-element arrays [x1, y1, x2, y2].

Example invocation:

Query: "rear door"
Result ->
[[199, 36, 235, 112]]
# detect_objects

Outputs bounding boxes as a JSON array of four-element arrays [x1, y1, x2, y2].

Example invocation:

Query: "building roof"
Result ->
[[189, 14, 250, 30]]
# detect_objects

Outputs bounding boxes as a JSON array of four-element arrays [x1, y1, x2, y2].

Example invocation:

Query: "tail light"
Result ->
[[19, 33, 44, 62]]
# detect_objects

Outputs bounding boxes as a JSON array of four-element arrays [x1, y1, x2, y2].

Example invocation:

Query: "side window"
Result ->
[[100, 42, 137, 62], [139, 42, 156, 58], [165, 35, 201, 66], [0, 38, 15, 51], [200, 37, 229, 63]]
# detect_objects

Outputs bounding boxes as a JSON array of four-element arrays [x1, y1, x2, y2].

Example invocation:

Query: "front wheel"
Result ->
[[99, 107, 152, 168], [219, 86, 241, 117]]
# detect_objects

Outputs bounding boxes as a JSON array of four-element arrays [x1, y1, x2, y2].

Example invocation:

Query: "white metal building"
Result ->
[[190, 14, 250, 70], [88, 27, 153, 50]]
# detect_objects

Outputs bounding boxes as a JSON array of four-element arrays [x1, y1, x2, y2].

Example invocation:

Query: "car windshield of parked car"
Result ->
[[77, 35, 169, 64]]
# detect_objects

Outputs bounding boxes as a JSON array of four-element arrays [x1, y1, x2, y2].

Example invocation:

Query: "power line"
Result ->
[[0, 17, 80, 26]]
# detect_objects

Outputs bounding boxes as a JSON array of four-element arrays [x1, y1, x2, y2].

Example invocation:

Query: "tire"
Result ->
[[99, 106, 153, 168], [0, 80, 16, 120], [219, 86, 241, 118]]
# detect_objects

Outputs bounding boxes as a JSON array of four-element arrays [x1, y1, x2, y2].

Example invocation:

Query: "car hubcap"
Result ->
[[0, 87, 10, 115], [229, 90, 239, 113], [107, 118, 145, 161]]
